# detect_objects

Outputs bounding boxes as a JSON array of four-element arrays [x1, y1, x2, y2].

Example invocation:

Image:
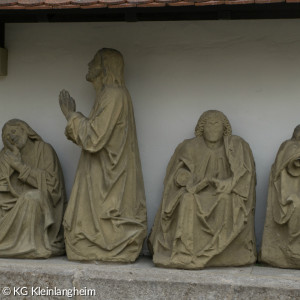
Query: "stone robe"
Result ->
[[261, 139, 300, 268], [0, 141, 66, 258], [148, 135, 256, 269], [64, 86, 147, 262]]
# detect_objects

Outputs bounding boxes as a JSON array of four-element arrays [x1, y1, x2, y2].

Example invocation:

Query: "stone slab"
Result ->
[[0, 256, 299, 299]]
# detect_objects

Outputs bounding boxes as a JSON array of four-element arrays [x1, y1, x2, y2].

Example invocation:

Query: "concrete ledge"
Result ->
[[0, 256, 299, 299]]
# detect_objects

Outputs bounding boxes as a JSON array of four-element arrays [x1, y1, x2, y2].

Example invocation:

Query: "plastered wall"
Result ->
[[2, 20, 300, 253]]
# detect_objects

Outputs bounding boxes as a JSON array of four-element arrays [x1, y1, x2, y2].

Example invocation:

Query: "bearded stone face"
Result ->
[[86, 53, 102, 83]]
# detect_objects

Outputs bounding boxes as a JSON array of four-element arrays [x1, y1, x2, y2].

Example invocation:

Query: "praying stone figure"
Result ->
[[0, 119, 66, 258], [148, 110, 257, 269], [59, 48, 147, 262], [261, 125, 300, 268]]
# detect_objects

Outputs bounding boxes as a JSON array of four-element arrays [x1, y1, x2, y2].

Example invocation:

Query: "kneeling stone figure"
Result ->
[[59, 48, 147, 262], [148, 110, 257, 269]]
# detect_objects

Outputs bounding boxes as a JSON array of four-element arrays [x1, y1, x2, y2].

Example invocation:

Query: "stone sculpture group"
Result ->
[[0, 48, 299, 270]]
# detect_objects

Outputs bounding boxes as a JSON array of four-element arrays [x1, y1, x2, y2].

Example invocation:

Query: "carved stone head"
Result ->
[[194, 110, 232, 140], [2, 119, 41, 150], [86, 48, 125, 87]]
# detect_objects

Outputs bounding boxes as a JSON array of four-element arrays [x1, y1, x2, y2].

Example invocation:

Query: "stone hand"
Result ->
[[4, 138, 19, 155], [211, 177, 232, 194], [3, 148, 22, 171], [59, 89, 76, 119]]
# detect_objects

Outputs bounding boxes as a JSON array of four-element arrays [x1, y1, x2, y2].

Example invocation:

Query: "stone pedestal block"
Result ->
[[0, 257, 299, 299]]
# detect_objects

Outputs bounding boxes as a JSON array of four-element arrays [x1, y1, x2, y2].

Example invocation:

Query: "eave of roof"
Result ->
[[1, 1, 300, 23], [0, 0, 296, 10]]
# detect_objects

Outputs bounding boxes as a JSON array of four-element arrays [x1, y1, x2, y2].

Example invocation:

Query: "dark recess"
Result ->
[[1, 4, 300, 23]]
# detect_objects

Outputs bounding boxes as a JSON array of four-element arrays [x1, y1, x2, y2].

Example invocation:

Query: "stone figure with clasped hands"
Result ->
[[59, 48, 147, 262]]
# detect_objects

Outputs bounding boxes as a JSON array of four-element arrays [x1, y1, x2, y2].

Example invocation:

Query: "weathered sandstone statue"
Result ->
[[261, 125, 300, 268], [148, 110, 257, 269], [0, 119, 66, 258], [59, 48, 147, 262]]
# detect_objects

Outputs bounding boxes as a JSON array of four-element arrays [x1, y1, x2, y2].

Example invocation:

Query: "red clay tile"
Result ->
[[100, 0, 125, 4], [21, 4, 54, 8], [108, 2, 136, 7], [70, 0, 99, 4], [195, 0, 224, 4], [225, 0, 254, 4], [0, 4, 27, 8], [79, 3, 107, 7], [255, 0, 283, 3], [127, 0, 152, 3], [156, 0, 179, 2], [185, 0, 208, 3], [52, 4, 81, 7], [0, 0, 292, 9], [168, 1, 194, 5], [0, 0, 19, 5], [44, 0, 71, 5], [23, 4, 55, 8], [137, 2, 166, 6], [18, 0, 44, 5]]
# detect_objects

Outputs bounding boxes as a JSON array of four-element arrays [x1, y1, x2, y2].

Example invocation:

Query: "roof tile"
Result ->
[[127, 0, 152, 3], [79, 3, 107, 7], [44, 0, 71, 5], [0, 0, 291, 9], [108, 2, 136, 6], [52, 4, 81, 7], [168, 1, 194, 5], [195, 0, 224, 4], [0, 0, 19, 6], [0, 5, 27, 8], [186, 0, 210, 3], [155, 0, 179, 2], [255, 0, 283, 2], [100, 0, 125, 4], [70, 0, 99, 4], [18, 0, 44, 5], [137, 2, 166, 6], [21, 4, 55, 8], [225, 0, 254, 4]]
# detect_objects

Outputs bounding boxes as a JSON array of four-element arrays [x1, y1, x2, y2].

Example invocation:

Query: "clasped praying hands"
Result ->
[[59, 89, 76, 120]]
